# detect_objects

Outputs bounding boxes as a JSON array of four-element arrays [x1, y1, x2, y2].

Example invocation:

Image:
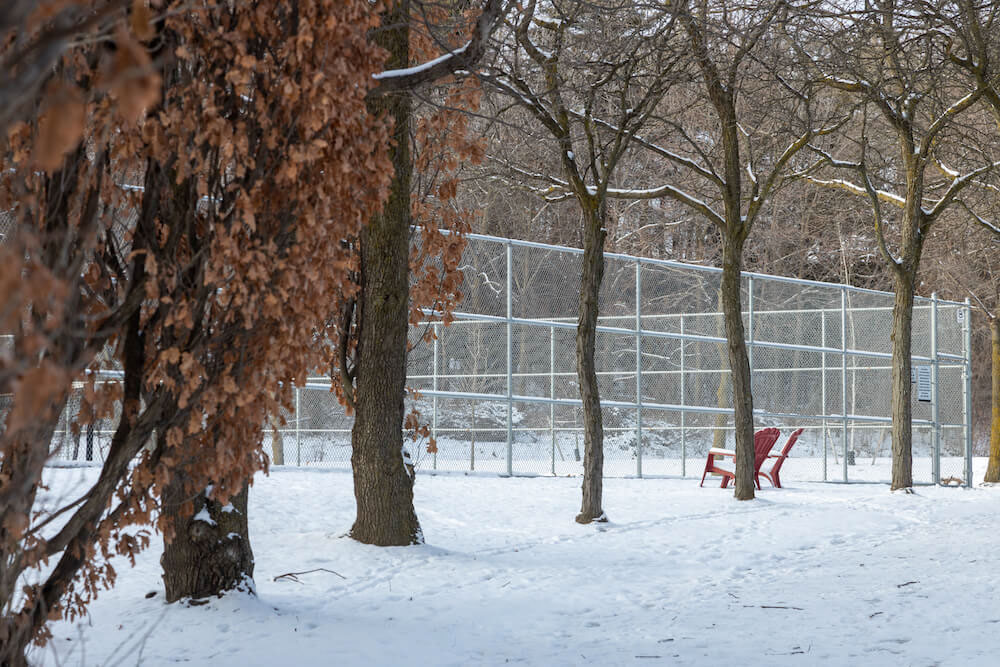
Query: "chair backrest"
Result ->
[[776, 427, 805, 459], [753, 428, 782, 469]]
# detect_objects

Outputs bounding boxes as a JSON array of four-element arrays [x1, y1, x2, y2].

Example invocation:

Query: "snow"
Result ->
[[192, 507, 217, 526], [31, 464, 1000, 666], [373, 42, 470, 80]]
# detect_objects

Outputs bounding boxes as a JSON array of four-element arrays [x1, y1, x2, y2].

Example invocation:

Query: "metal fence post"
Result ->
[[551, 325, 556, 476], [964, 298, 973, 487], [680, 314, 686, 477], [506, 241, 513, 477], [841, 287, 848, 483], [635, 259, 643, 478], [747, 276, 754, 389], [432, 322, 439, 471], [295, 386, 301, 467], [821, 310, 827, 481], [931, 293, 939, 484]]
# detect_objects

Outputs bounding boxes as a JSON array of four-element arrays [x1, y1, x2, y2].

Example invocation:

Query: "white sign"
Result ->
[[957, 309, 966, 323], [916, 365, 932, 403]]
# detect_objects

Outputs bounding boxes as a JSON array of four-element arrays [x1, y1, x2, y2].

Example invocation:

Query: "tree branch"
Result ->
[[368, 0, 509, 97]]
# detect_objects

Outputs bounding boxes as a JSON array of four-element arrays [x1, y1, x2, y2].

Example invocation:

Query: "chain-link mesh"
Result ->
[[33, 233, 972, 486], [397, 236, 972, 485]]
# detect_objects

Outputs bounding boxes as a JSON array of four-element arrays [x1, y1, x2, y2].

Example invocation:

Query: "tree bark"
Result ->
[[350, 0, 422, 546], [720, 238, 756, 500], [0, 247, 149, 666], [712, 288, 729, 451], [270, 416, 284, 466], [161, 483, 254, 603], [889, 271, 916, 490], [985, 317, 1000, 483], [575, 201, 607, 524]]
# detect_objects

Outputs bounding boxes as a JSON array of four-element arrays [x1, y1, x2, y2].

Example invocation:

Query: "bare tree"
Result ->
[[797, 0, 999, 490], [598, 0, 845, 499], [926, 207, 1000, 481], [482, 0, 684, 521]]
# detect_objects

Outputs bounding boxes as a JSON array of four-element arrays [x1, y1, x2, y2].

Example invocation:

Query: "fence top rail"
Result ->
[[459, 231, 968, 308]]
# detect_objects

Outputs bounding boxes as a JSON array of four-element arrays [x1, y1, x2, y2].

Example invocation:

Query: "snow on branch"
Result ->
[[369, 0, 508, 97], [921, 88, 987, 153], [374, 42, 470, 81], [488, 156, 576, 202], [956, 199, 1000, 238], [574, 112, 723, 187], [605, 183, 725, 228], [804, 175, 905, 207], [927, 160, 1000, 220]]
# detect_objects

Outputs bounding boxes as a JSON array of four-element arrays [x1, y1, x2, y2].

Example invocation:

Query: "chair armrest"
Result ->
[[708, 448, 735, 457]]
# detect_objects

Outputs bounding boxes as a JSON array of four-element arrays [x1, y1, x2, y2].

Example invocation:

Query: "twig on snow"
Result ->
[[743, 604, 804, 610], [273, 568, 347, 584]]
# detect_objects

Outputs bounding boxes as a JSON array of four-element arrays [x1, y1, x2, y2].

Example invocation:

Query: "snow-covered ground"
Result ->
[[32, 464, 1000, 666]]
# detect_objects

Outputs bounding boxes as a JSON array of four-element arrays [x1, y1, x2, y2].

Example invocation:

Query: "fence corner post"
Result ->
[[432, 322, 439, 471], [635, 258, 643, 478], [505, 240, 513, 477], [964, 297, 973, 488], [295, 386, 301, 467], [931, 293, 940, 485]]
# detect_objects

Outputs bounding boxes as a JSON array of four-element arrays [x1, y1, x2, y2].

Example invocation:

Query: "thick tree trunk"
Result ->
[[575, 202, 607, 524], [890, 272, 916, 491], [984, 317, 1000, 483], [161, 483, 254, 603], [350, 0, 422, 546], [720, 238, 756, 500]]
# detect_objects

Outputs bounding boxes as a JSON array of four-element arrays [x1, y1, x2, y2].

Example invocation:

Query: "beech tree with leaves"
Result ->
[[0, 1, 393, 661]]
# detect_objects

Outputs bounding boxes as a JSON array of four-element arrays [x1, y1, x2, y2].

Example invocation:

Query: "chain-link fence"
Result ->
[[41, 233, 972, 485]]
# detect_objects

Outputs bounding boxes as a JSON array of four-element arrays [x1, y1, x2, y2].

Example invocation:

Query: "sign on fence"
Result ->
[[916, 365, 932, 403]]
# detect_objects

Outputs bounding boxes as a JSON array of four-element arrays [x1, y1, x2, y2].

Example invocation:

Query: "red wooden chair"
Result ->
[[699, 427, 781, 489], [758, 427, 804, 489]]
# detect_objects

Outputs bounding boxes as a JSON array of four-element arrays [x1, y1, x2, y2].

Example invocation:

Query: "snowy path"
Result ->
[[36, 468, 1000, 666]]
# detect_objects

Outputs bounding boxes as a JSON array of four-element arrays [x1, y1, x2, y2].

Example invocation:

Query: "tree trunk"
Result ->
[[712, 287, 729, 450], [984, 317, 1000, 483], [270, 416, 284, 466], [161, 483, 254, 603], [1, 269, 144, 666], [890, 272, 915, 490], [350, 0, 422, 546], [720, 237, 756, 500], [575, 201, 607, 524], [0, 420, 62, 667]]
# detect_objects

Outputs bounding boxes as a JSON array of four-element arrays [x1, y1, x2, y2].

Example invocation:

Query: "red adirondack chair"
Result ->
[[759, 427, 804, 488], [699, 427, 781, 489]]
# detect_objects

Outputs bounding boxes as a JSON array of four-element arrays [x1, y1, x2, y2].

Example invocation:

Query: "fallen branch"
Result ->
[[744, 604, 804, 610], [273, 568, 347, 584]]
